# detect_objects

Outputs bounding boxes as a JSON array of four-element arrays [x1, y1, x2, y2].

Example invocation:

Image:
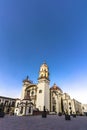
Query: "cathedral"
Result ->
[[14, 62, 83, 116]]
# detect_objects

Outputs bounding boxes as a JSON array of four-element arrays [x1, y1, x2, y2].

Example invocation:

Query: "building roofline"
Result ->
[[0, 96, 16, 100]]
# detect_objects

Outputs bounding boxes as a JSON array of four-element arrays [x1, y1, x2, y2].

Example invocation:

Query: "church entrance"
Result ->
[[53, 106, 56, 112], [20, 106, 23, 114], [28, 107, 31, 113]]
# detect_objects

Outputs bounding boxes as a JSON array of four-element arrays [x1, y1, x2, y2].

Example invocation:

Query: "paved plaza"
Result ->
[[0, 115, 87, 130]]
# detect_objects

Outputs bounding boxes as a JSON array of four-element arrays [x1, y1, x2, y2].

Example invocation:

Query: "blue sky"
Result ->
[[0, 0, 87, 103]]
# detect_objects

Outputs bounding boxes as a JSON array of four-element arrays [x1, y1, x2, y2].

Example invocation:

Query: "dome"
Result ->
[[50, 83, 63, 93]]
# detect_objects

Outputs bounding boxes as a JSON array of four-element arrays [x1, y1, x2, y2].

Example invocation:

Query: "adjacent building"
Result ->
[[0, 96, 16, 114]]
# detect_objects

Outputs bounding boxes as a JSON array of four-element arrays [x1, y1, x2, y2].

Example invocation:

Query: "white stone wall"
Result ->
[[14, 108, 20, 115], [71, 100, 76, 114], [21, 85, 26, 100], [21, 81, 30, 100], [36, 79, 49, 111], [55, 95, 59, 113], [14, 99, 20, 115], [82, 104, 87, 115], [58, 96, 62, 113], [44, 82, 49, 111]]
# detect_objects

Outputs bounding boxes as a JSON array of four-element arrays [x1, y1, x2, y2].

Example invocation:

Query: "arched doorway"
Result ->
[[53, 105, 56, 112]]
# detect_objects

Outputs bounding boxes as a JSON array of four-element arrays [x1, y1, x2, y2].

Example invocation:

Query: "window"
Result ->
[[27, 90, 30, 97], [31, 91, 34, 95], [12, 101, 15, 107], [39, 90, 42, 93], [17, 103, 19, 107], [69, 102, 71, 105], [5, 101, 8, 106]]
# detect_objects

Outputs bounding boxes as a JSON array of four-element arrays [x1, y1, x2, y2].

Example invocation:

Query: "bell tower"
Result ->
[[36, 62, 50, 111], [38, 62, 49, 80]]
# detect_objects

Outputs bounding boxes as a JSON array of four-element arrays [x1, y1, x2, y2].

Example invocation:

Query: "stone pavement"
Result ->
[[0, 115, 87, 130]]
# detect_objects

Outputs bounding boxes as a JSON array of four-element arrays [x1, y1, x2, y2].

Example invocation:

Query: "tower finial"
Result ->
[[43, 60, 46, 65], [26, 75, 29, 80]]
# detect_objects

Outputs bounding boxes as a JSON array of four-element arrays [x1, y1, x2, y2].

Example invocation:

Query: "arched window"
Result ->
[[12, 101, 15, 107], [31, 91, 34, 95], [17, 103, 19, 108], [27, 90, 30, 97]]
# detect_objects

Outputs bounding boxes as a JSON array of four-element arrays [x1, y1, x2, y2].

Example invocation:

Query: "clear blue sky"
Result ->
[[0, 0, 87, 103]]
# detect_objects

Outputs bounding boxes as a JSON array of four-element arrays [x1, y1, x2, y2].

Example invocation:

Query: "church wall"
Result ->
[[36, 80, 49, 111], [44, 83, 50, 111], [36, 82, 46, 111]]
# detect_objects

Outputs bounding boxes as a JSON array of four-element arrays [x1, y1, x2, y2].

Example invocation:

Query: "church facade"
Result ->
[[14, 63, 83, 116]]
